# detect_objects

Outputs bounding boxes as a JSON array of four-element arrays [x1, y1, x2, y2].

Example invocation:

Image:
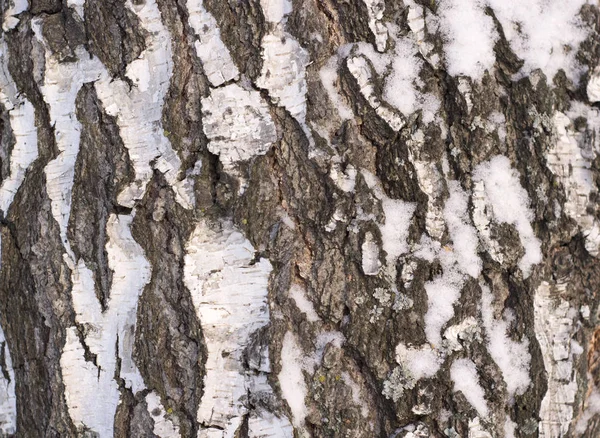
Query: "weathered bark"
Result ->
[[0, 0, 599, 437]]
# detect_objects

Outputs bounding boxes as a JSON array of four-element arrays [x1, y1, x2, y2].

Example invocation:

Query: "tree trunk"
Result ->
[[0, 0, 599, 437]]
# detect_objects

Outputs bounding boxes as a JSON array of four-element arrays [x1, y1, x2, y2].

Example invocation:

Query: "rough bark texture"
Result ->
[[0, 0, 600, 437]]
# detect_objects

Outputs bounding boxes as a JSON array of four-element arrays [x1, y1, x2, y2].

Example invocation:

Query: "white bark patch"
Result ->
[[0, 38, 35, 434], [63, 214, 151, 436], [587, 67, 600, 103], [481, 285, 531, 397], [468, 417, 493, 438], [257, 2, 313, 148], [535, 281, 579, 438], [67, 0, 85, 19], [413, 159, 446, 241], [31, 39, 105, 258], [362, 0, 388, 52], [95, 0, 192, 209], [361, 231, 381, 276], [0, 39, 38, 216], [183, 219, 293, 437], [450, 358, 489, 417], [0, 325, 16, 435], [146, 391, 181, 438], [549, 112, 600, 257], [256, 33, 310, 132], [185, 0, 239, 87], [201, 84, 277, 168], [473, 155, 542, 277], [36, 1, 181, 433], [2, 0, 27, 31], [347, 55, 405, 131]]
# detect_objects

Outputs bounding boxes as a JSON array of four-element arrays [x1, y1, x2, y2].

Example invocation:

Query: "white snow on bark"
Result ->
[[450, 358, 489, 417], [415, 181, 480, 346], [587, 67, 600, 103], [186, 0, 239, 87], [289, 284, 320, 322], [549, 111, 600, 257], [0, 39, 38, 216], [481, 285, 531, 397], [62, 214, 151, 437], [319, 51, 354, 121], [535, 281, 580, 438], [201, 84, 277, 168], [361, 169, 416, 282], [487, 0, 589, 83], [473, 156, 542, 277], [183, 219, 293, 437], [437, 0, 497, 79]]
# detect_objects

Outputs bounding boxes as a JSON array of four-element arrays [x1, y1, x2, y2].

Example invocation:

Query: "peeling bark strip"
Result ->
[[1, 0, 600, 436], [184, 219, 293, 436]]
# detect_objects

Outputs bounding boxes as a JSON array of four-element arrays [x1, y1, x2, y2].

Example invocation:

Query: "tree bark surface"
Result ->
[[0, 0, 599, 437]]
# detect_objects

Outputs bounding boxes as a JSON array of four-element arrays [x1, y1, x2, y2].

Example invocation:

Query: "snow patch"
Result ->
[[289, 284, 320, 322], [438, 0, 497, 79], [450, 358, 489, 417], [481, 285, 531, 397], [319, 53, 354, 121], [361, 169, 416, 281], [473, 156, 542, 277], [487, 0, 588, 83], [395, 344, 442, 381]]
